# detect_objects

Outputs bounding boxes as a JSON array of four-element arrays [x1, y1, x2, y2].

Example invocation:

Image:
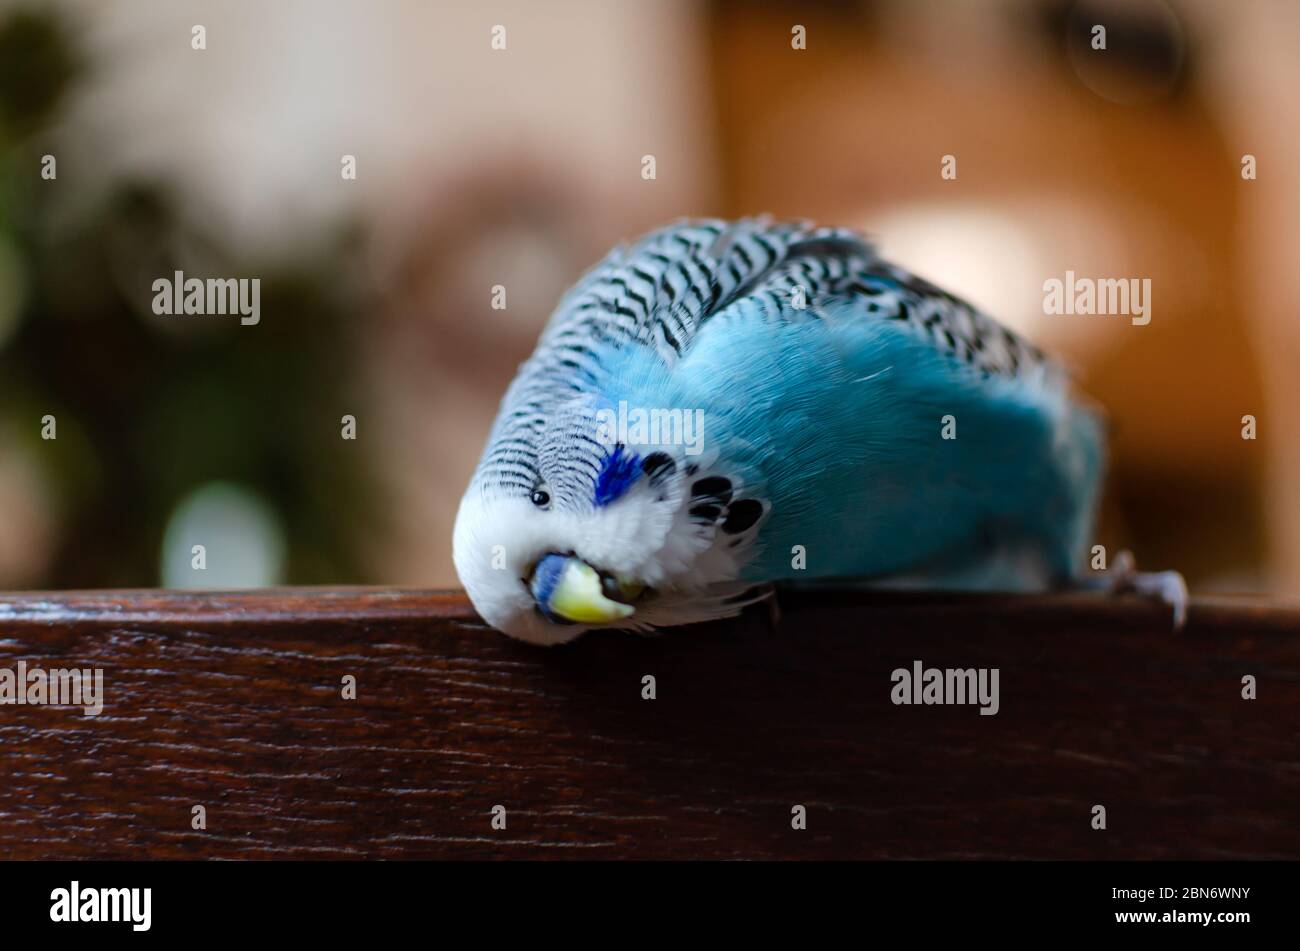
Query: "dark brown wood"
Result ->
[[1, 587, 1296, 859]]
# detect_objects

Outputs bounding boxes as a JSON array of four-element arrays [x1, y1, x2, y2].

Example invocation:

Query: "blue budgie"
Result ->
[[454, 218, 1184, 644]]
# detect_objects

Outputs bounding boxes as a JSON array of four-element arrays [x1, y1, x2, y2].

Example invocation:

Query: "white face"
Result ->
[[453, 492, 581, 644], [452, 480, 672, 645], [453, 444, 765, 645]]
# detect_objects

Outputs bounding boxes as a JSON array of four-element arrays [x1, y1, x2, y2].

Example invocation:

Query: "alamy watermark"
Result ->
[[595, 400, 705, 456], [891, 660, 999, 716], [0, 661, 104, 717], [50, 881, 150, 932], [1043, 271, 1151, 326], [152, 270, 260, 325]]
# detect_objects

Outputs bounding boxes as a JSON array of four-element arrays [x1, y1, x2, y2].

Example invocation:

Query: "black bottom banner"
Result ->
[[0, 859, 1286, 940]]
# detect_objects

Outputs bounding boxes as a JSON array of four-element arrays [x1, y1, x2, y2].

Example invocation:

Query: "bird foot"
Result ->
[[1090, 549, 1188, 630]]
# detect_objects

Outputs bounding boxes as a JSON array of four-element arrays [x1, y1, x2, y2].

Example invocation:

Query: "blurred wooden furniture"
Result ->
[[1, 587, 1296, 859], [705, 0, 1273, 591]]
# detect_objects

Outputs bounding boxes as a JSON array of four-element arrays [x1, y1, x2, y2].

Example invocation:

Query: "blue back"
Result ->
[[598, 297, 1104, 590]]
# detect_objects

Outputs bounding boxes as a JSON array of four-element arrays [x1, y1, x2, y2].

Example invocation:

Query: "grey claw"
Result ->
[[1131, 569, 1188, 631]]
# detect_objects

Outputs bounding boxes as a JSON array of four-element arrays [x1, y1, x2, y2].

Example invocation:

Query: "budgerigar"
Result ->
[[454, 218, 1180, 645]]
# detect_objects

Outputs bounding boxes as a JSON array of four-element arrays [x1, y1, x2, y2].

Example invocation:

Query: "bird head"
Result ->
[[452, 442, 681, 644], [453, 390, 766, 644]]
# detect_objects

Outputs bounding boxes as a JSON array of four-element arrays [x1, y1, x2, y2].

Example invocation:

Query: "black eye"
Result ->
[[530, 488, 551, 508]]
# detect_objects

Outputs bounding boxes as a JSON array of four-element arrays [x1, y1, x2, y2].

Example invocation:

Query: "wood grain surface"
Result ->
[[0, 587, 1296, 859]]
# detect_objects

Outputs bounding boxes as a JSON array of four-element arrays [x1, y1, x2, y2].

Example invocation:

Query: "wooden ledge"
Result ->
[[1, 587, 1297, 859]]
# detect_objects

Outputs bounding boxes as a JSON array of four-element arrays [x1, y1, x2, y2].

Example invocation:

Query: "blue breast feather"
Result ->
[[593, 298, 1105, 590]]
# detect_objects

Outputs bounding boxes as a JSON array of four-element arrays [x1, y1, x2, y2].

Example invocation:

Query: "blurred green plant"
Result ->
[[0, 8, 383, 587], [0, 7, 79, 142]]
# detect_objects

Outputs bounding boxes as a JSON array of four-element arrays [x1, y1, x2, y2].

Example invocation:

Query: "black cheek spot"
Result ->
[[721, 499, 763, 534], [642, 452, 676, 486], [690, 476, 733, 506], [689, 503, 722, 522]]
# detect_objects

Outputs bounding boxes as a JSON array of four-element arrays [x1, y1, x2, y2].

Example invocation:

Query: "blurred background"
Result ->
[[0, 0, 1296, 595]]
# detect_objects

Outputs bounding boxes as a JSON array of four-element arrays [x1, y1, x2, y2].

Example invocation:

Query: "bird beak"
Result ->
[[529, 554, 637, 625]]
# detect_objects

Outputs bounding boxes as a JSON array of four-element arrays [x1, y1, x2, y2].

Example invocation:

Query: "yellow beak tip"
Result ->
[[540, 558, 636, 625]]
